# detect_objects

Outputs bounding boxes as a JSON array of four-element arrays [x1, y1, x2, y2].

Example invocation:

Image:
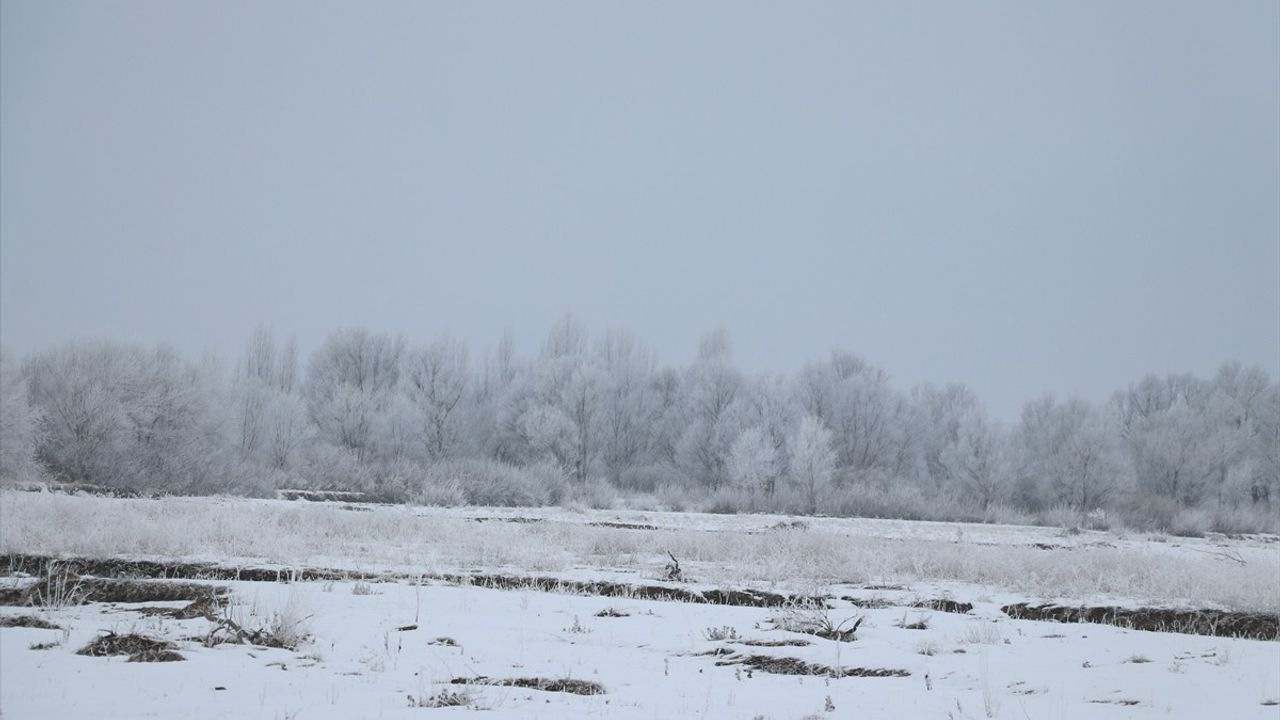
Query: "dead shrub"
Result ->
[[77, 632, 184, 662]]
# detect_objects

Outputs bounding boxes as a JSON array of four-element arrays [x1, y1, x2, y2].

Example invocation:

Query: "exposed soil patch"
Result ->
[[277, 489, 391, 504], [1, 615, 61, 629], [735, 638, 811, 647], [0, 576, 227, 607], [912, 599, 973, 614], [1, 554, 824, 609], [1002, 603, 1279, 641], [450, 677, 605, 696], [135, 596, 222, 619], [472, 516, 543, 524], [11, 483, 144, 498], [437, 572, 821, 608], [2, 554, 379, 584], [768, 520, 809, 531], [588, 521, 659, 531], [77, 632, 184, 662], [839, 595, 894, 609], [714, 653, 909, 678], [594, 607, 629, 617]]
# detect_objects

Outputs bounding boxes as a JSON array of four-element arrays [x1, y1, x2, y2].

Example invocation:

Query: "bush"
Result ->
[[655, 481, 697, 512], [525, 462, 569, 505], [702, 487, 749, 515], [1116, 495, 1181, 533], [1168, 507, 1211, 538], [1209, 504, 1279, 535], [821, 484, 933, 520], [618, 465, 681, 493], [567, 477, 617, 510], [1041, 503, 1082, 532], [420, 458, 561, 507], [415, 474, 466, 507], [299, 444, 371, 492]]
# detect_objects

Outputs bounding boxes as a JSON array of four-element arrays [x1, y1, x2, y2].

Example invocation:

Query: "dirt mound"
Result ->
[[713, 653, 909, 678], [0, 615, 61, 629], [450, 677, 605, 695], [1002, 603, 1278, 641], [77, 632, 184, 662]]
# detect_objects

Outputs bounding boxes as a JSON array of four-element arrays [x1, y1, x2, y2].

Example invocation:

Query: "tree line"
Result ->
[[1, 318, 1276, 534]]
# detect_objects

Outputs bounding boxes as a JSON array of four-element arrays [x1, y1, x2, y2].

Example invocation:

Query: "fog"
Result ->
[[3, 1, 1277, 420]]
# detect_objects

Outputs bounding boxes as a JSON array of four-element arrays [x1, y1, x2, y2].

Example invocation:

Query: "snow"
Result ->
[[3, 577, 1278, 719]]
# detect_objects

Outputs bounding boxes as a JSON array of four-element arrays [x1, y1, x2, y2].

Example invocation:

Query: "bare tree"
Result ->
[[404, 338, 469, 461], [0, 350, 40, 482]]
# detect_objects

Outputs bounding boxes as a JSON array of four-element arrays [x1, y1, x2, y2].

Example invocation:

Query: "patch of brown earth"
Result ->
[[450, 677, 605, 695], [588, 521, 659, 531], [735, 638, 811, 647], [1, 554, 823, 609], [0, 576, 227, 607], [713, 652, 909, 678], [1002, 603, 1278, 641]]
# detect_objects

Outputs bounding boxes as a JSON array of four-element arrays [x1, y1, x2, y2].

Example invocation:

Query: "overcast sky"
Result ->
[[2, 1, 1277, 419]]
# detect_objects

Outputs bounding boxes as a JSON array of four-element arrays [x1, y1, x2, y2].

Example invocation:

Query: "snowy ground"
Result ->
[[3, 492, 1277, 612], [1, 492, 1278, 718], [2, 577, 1278, 720]]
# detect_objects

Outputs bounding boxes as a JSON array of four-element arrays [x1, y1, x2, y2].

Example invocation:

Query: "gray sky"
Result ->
[[2, 1, 1277, 419]]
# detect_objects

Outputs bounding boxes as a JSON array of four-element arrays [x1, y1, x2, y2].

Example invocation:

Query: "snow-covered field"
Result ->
[[1, 491, 1278, 719]]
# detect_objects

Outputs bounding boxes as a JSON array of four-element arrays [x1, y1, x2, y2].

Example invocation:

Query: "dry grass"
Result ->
[[958, 621, 1004, 646], [703, 625, 739, 641], [2, 491, 1277, 612]]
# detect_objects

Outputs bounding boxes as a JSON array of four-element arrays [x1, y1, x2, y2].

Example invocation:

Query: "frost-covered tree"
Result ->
[[558, 361, 605, 483], [1251, 385, 1280, 505], [304, 329, 404, 463], [0, 351, 40, 482], [676, 330, 745, 490], [25, 342, 228, 492], [595, 331, 658, 483], [940, 408, 1007, 509], [1014, 396, 1126, 511], [796, 352, 913, 486], [403, 338, 469, 461], [787, 415, 835, 512], [728, 426, 777, 494], [497, 323, 605, 483], [1200, 363, 1270, 506], [911, 383, 980, 491]]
